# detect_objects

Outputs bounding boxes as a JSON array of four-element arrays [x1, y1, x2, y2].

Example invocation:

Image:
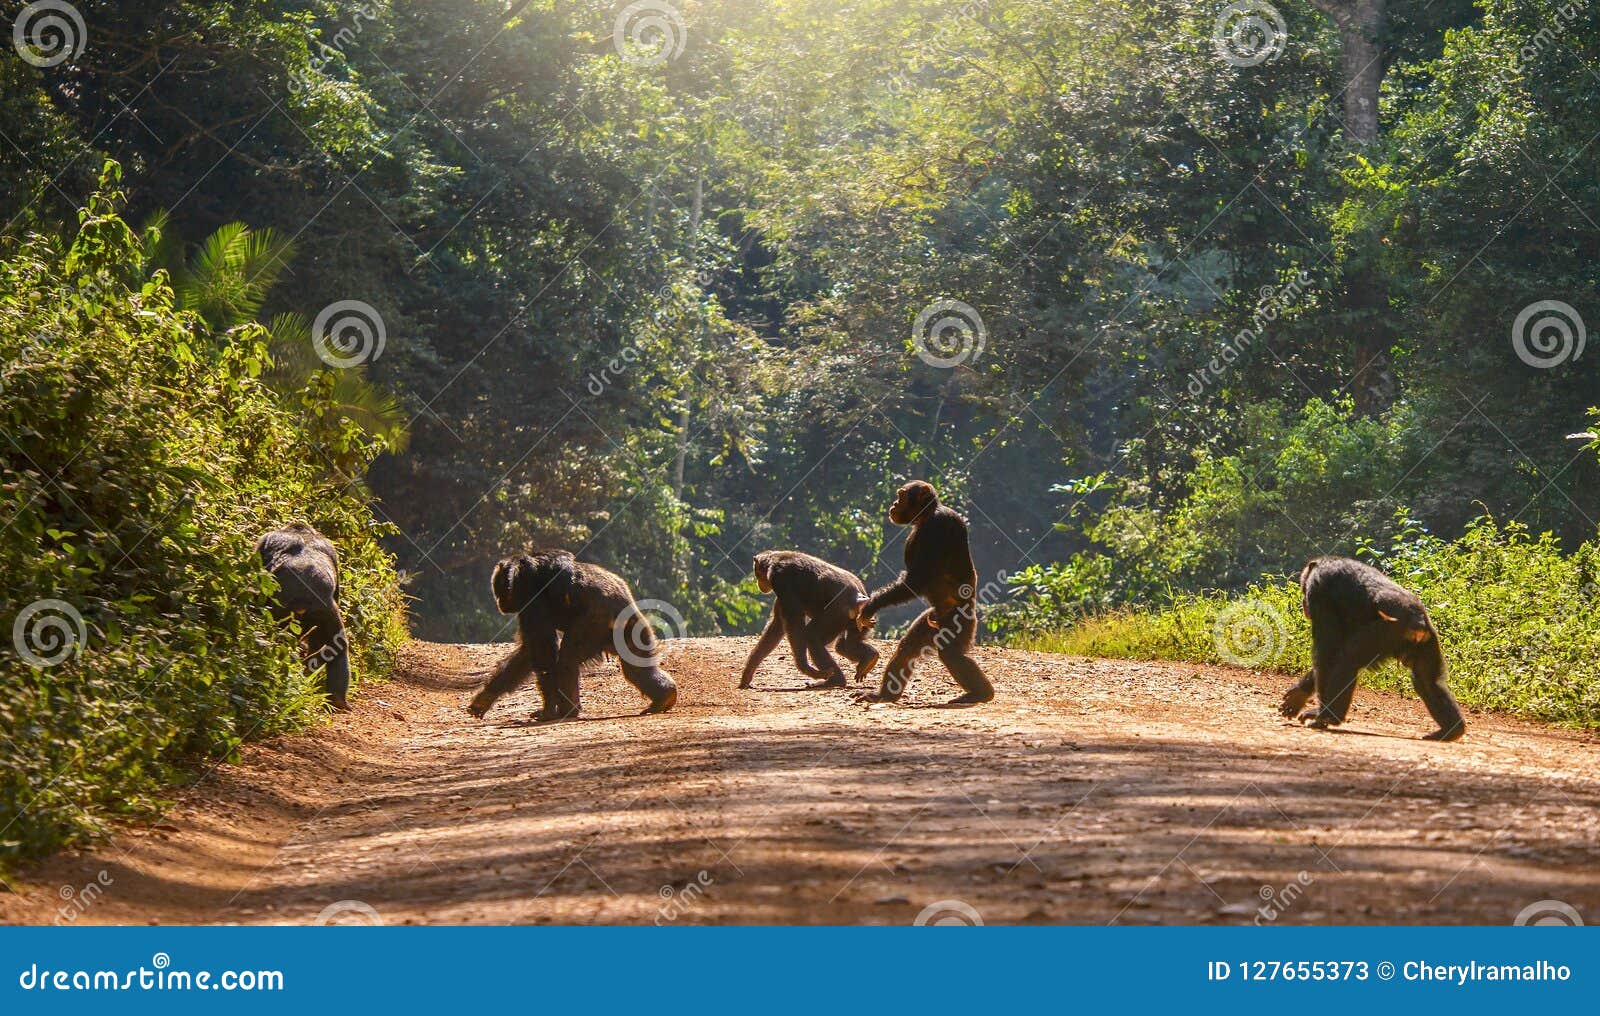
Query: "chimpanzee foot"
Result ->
[[641, 687, 677, 715], [806, 671, 848, 690], [534, 705, 580, 723], [1298, 707, 1340, 729], [853, 655, 881, 684], [1422, 724, 1465, 742], [852, 689, 898, 704], [1278, 688, 1311, 718], [738, 673, 755, 690], [947, 689, 994, 706], [328, 696, 351, 713], [467, 691, 497, 719]]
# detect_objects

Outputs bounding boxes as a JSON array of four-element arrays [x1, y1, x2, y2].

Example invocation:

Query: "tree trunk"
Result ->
[[1312, 0, 1390, 414]]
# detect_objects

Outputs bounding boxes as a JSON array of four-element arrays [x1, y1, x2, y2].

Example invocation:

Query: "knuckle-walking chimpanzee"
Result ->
[[741, 550, 879, 689], [852, 480, 994, 705], [258, 523, 351, 712], [468, 549, 678, 721], [1278, 556, 1464, 741]]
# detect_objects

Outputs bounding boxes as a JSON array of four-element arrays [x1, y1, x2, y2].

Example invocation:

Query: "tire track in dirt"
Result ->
[[4, 638, 1598, 925]]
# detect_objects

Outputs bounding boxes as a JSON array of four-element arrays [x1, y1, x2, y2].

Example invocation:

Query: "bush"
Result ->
[[1015, 517, 1600, 729], [0, 169, 406, 864]]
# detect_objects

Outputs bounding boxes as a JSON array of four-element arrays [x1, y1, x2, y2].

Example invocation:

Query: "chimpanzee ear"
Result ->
[[1377, 610, 1399, 623]]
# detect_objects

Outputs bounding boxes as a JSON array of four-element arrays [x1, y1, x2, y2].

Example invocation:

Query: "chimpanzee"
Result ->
[[853, 481, 994, 705], [1278, 556, 1464, 741], [258, 523, 350, 711], [740, 550, 879, 689], [468, 550, 677, 721]]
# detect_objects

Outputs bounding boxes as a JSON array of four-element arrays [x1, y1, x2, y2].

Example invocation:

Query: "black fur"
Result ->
[[855, 481, 993, 705], [470, 550, 677, 720], [257, 523, 350, 710], [741, 550, 879, 689], [1279, 556, 1463, 741]]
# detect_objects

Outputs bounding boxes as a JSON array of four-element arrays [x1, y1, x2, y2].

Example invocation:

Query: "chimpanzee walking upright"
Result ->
[[258, 523, 351, 711], [1279, 556, 1464, 741], [853, 481, 993, 705]]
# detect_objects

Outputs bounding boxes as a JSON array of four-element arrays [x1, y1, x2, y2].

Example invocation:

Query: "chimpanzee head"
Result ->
[[752, 552, 776, 593], [888, 480, 939, 525], [492, 550, 577, 615]]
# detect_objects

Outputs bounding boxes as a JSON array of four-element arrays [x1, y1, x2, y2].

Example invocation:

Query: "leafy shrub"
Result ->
[[0, 168, 406, 864], [1017, 516, 1600, 729]]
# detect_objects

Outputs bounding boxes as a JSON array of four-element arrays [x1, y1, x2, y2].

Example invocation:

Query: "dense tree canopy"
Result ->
[[4, 0, 1596, 643]]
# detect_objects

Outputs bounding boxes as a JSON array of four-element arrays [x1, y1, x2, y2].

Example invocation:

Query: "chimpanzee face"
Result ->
[[491, 557, 523, 614], [753, 554, 773, 594], [888, 481, 937, 525]]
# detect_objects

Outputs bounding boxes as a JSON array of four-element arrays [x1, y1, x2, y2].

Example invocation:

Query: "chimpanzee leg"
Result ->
[[740, 606, 786, 688], [1303, 620, 1390, 728], [935, 602, 993, 704], [781, 601, 824, 678], [858, 609, 938, 703], [1407, 636, 1464, 741], [1278, 670, 1316, 718], [539, 634, 592, 721], [615, 615, 677, 714], [802, 616, 849, 688], [302, 606, 351, 709], [835, 624, 881, 683]]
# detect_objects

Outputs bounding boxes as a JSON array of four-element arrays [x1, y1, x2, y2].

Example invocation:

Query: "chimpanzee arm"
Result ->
[[860, 573, 917, 619], [740, 605, 786, 688]]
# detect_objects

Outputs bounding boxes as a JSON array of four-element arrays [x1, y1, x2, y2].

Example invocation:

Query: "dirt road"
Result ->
[[4, 638, 1599, 926]]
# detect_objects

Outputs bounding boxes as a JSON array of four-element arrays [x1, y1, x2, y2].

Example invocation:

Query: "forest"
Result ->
[[3, 0, 1598, 864]]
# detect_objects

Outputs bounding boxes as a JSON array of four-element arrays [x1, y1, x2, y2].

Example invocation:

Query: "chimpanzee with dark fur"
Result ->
[[1279, 556, 1463, 741], [468, 550, 677, 721], [258, 523, 351, 711], [741, 550, 879, 689], [853, 481, 993, 705]]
